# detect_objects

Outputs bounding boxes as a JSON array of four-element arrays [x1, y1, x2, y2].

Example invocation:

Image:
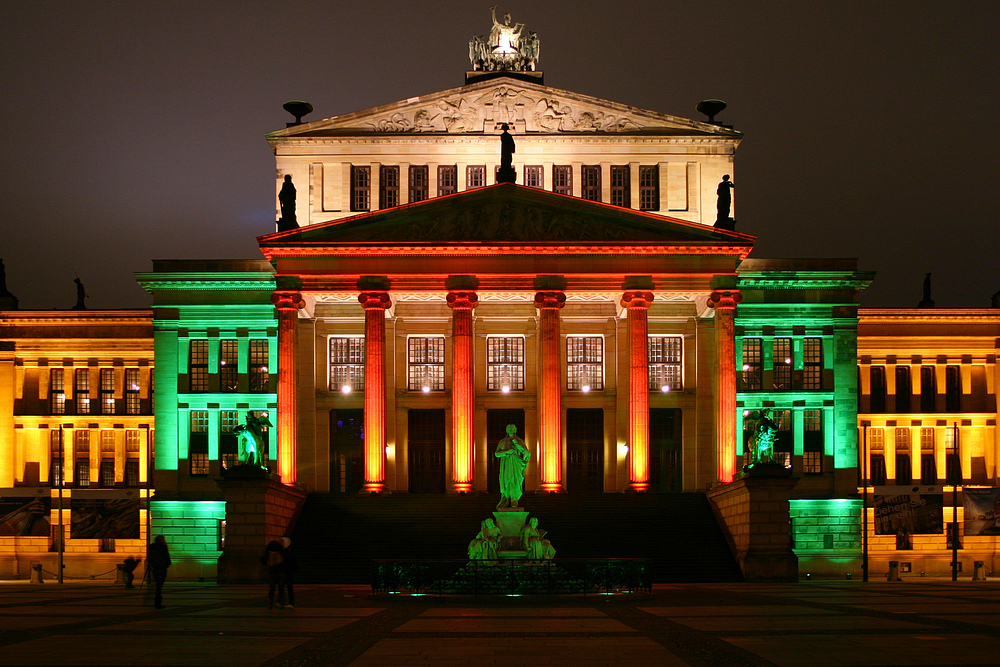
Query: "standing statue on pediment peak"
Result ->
[[490, 6, 524, 54]]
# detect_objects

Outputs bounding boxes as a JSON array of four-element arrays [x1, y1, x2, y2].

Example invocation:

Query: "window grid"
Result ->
[[920, 366, 936, 411], [437, 165, 457, 196], [803, 338, 822, 390], [552, 165, 572, 195], [379, 165, 399, 209], [350, 165, 370, 211], [486, 337, 525, 391], [524, 165, 543, 189], [125, 459, 139, 487], [466, 165, 485, 189], [895, 365, 911, 411], [100, 459, 115, 487], [190, 410, 210, 476], [408, 337, 446, 391], [869, 427, 885, 450], [100, 368, 115, 414], [50, 368, 65, 414], [125, 368, 141, 414], [249, 340, 269, 392], [772, 338, 792, 389], [945, 366, 961, 412], [742, 339, 762, 391], [219, 340, 238, 392], [74, 369, 91, 414], [639, 165, 659, 210], [894, 427, 911, 451], [648, 336, 683, 391], [920, 427, 935, 451], [581, 165, 601, 201], [610, 166, 630, 207], [870, 366, 887, 412], [100, 430, 115, 452], [329, 337, 365, 392], [409, 165, 429, 203], [567, 337, 604, 391], [189, 340, 209, 392], [803, 409, 823, 474], [126, 430, 141, 453], [50, 430, 63, 487], [75, 430, 90, 487], [220, 410, 240, 470]]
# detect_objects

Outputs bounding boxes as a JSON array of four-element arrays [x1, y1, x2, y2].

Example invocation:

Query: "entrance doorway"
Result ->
[[566, 408, 604, 493], [329, 409, 364, 493], [649, 408, 683, 492], [408, 409, 446, 493], [486, 408, 526, 495]]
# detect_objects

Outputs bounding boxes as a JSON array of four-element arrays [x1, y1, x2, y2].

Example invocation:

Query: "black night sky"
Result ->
[[2, 1, 997, 310]]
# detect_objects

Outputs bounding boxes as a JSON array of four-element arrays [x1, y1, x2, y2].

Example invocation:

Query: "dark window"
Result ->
[[219, 340, 238, 392], [870, 454, 887, 485], [330, 409, 365, 493], [407, 409, 446, 494], [566, 408, 604, 493], [220, 410, 240, 470], [409, 165, 429, 203], [437, 165, 457, 196], [50, 430, 63, 487], [75, 459, 90, 487], [408, 337, 445, 391], [581, 165, 601, 201], [487, 337, 525, 392], [920, 366, 936, 411], [552, 165, 572, 195], [567, 337, 603, 391], [803, 409, 823, 473], [125, 459, 140, 487], [100, 459, 115, 487], [50, 368, 65, 415], [125, 368, 141, 414], [329, 337, 365, 393], [189, 410, 209, 475], [895, 453, 912, 485], [249, 340, 269, 392], [189, 341, 208, 392], [648, 336, 683, 391], [379, 165, 399, 209], [639, 165, 659, 210], [870, 366, 886, 413], [610, 165, 630, 207], [100, 368, 115, 415], [772, 338, 792, 390], [803, 338, 822, 390], [945, 366, 961, 412], [75, 369, 91, 414], [524, 165, 543, 189], [466, 165, 485, 189], [742, 339, 762, 391], [920, 453, 937, 485], [895, 366, 911, 412], [350, 165, 370, 211]]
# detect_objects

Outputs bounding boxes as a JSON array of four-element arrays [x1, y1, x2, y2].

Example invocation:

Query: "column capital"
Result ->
[[708, 290, 742, 310], [358, 291, 392, 310], [621, 290, 654, 310], [534, 291, 567, 309], [446, 291, 479, 310], [270, 291, 304, 311]]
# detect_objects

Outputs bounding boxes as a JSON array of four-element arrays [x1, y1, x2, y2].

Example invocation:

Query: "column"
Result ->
[[271, 291, 304, 485], [359, 291, 392, 493], [622, 290, 654, 491], [534, 291, 566, 492], [447, 291, 478, 493], [709, 290, 742, 484]]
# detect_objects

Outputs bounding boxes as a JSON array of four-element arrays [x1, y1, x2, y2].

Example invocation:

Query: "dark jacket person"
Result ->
[[147, 535, 172, 609]]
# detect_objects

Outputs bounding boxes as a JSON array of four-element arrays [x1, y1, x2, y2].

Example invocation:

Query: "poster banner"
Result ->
[[0, 496, 51, 537], [964, 487, 1000, 536], [70, 498, 140, 539], [873, 486, 944, 535]]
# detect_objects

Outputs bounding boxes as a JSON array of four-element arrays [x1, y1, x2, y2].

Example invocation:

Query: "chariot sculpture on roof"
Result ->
[[469, 7, 540, 73]]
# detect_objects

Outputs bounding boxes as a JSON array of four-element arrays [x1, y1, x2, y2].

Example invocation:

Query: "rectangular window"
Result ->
[[408, 337, 445, 392], [870, 366, 886, 413], [100, 368, 115, 415], [945, 366, 961, 412], [101, 429, 115, 453], [803, 409, 823, 473], [100, 459, 115, 488], [75, 430, 90, 487], [639, 165, 659, 210], [220, 410, 240, 470], [870, 454, 887, 485], [219, 340, 238, 392], [350, 165, 371, 211], [249, 340, 269, 393], [75, 369, 91, 414], [610, 166, 630, 207], [524, 165, 543, 189], [50, 368, 65, 415], [648, 336, 683, 391], [409, 165, 429, 203], [895, 427, 912, 485], [920, 366, 936, 412], [869, 427, 885, 450], [486, 336, 525, 392], [742, 339, 762, 391], [50, 430, 63, 487], [125, 459, 139, 487], [773, 409, 793, 467], [125, 368, 141, 414], [772, 338, 792, 390], [920, 427, 934, 451], [329, 337, 365, 393], [437, 165, 457, 196], [895, 366, 911, 412], [581, 165, 601, 201], [803, 338, 823, 390], [566, 336, 604, 391], [189, 340, 208, 392], [125, 430, 140, 487], [466, 165, 485, 189], [189, 410, 209, 476], [552, 165, 572, 195], [379, 165, 399, 209], [920, 452, 937, 485]]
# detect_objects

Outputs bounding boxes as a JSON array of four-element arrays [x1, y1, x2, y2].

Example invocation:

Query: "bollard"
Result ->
[[888, 560, 901, 582], [31, 563, 44, 584], [115, 563, 124, 584], [972, 560, 986, 581]]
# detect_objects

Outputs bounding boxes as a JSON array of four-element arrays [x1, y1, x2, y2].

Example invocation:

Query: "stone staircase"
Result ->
[[290, 492, 742, 584]]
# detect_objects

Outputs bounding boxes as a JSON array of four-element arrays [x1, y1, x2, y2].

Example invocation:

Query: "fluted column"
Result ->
[[359, 291, 392, 493], [709, 290, 742, 484], [447, 291, 478, 493], [534, 291, 566, 492], [271, 291, 304, 484], [622, 290, 654, 491]]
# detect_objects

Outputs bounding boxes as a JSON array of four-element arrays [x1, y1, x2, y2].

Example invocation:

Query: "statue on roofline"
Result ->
[[469, 8, 539, 73]]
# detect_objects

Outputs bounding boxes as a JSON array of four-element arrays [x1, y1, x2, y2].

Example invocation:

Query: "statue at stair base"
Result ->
[[468, 510, 556, 561]]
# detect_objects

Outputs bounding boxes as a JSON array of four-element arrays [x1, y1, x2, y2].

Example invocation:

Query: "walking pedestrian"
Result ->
[[262, 540, 285, 609], [280, 537, 296, 608], [147, 535, 171, 609]]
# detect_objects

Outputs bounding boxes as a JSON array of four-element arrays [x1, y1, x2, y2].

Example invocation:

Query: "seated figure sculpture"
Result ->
[[519, 517, 555, 560], [468, 518, 501, 560]]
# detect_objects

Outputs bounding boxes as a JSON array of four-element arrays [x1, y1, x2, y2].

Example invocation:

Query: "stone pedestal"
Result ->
[[216, 472, 305, 583], [493, 510, 528, 558], [707, 472, 799, 582]]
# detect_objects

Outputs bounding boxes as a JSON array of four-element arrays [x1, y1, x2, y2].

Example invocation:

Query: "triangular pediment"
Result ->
[[258, 184, 754, 251], [267, 76, 741, 140]]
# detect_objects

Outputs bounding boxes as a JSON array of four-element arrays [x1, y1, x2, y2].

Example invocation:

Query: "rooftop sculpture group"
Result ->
[[469, 7, 540, 72]]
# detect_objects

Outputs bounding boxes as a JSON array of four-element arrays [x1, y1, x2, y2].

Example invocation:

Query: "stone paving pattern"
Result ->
[[0, 579, 998, 666]]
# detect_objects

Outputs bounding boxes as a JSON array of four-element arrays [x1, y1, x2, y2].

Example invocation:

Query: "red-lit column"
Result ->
[[622, 290, 654, 491], [271, 290, 304, 484], [359, 291, 392, 493], [709, 290, 742, 483], [447, 291, 478, 494], [534, 291, 566, 492]]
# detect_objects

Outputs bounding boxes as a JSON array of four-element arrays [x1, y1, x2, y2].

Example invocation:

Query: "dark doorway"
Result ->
[[408, 409, 446, 493], [486, 408, 525, 495], [330, 409, 364, 493], [649, 408, 683, 492], [566, 408, 604, 493]]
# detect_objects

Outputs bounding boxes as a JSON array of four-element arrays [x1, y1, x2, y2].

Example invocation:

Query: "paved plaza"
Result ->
[[0, 578, 999, 666]]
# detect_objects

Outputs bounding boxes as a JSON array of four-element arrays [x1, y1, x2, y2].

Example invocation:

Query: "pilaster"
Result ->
[[270, 291, 304, 484], [447, 291, 478, 493], [709, 290, 742, 484], [359, 291, 392, 493], [622, 291, 653, 491], [534, 291, 566, 492]]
